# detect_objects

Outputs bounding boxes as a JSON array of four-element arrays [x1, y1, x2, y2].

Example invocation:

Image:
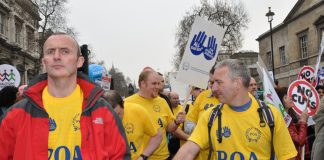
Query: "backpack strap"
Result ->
[[207, 103, 223, 160], [257, 100, 275, 160]]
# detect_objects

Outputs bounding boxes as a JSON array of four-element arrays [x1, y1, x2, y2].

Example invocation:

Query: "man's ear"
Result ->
[[77, 56, 85, 68]]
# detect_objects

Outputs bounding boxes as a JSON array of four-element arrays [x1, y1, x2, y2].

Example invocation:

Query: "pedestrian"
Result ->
[[248, 77, 258, 98], [276, 87, 310, 160], [311, 97, 324, 160], [174, 59, 297, 160], [316, 85, 324, 99], [0, 32, 130, 159], [184, 65, 220, 160], [0, 85, 18, 117], [167, 91, 189, 158], [124, 70, 185, 160], [103, 90, 162, 160]]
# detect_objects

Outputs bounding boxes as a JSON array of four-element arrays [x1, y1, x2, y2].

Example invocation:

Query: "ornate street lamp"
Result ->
[[266, 7, 275, 80]]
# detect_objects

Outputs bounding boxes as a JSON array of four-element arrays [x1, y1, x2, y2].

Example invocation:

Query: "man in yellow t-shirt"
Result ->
[[0, 33, 130, 160], [174, 59, 297, 160], [104, 90, 162, 160], [167, 92, 189, 158], [125, 70, 186, 160], [43, 85, 83, 159], [185, 91, 220, 160]]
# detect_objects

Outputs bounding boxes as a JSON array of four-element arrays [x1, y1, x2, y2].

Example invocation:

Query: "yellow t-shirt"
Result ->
[[187, 89, 218, 123], [123, 102, 158, 160], [189, 95, 298, 160], [124, 93, 175, 160], [187, 92, 219, 160], [173, 104, 182, 116], [43, 85, 83, 160]]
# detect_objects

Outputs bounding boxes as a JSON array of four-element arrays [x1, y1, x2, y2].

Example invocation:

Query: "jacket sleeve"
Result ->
[[288, 121, 308, 146], [0, 109, 17, 159], [104, 107, 131, 160]]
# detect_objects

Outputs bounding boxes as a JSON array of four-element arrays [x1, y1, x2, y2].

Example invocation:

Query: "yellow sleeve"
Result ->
[[187, 108, 211, 150], [270, 105, 298, 159], [162, 99, 175, 125]]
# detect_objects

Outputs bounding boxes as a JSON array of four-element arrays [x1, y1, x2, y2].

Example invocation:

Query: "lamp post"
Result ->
[[266, 7, 275, 80]]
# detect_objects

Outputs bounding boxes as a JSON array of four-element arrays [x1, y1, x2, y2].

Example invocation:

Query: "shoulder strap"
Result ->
[[257, 100, 275, 160], [207, 103, 223, 160]]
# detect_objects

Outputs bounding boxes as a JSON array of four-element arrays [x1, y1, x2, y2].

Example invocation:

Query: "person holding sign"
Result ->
[[0, 33, 130, 160], [276, 87, 310, 160], [316, 85, 324, 99], [174, 59, 297, 160], [124, 70, 185, 160]]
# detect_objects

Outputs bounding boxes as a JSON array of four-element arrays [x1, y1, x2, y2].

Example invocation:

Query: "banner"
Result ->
[[176, 16, 226, 89], [314, 31, 324, 79], [261, 68, 292, 126]]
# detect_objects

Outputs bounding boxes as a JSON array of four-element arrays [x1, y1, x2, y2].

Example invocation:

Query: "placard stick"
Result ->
[[182, 86, 193, 112]]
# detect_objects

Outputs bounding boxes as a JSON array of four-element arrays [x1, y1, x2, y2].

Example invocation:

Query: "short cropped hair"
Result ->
[[103, 90, 124, 109], [214, 59, 251, 88], [138, 70, 156, 88], [44, 32, 81, 56]]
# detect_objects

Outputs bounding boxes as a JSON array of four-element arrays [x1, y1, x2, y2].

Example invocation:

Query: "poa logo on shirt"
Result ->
[[49, 117, 57, 131], [72, 114, 80, 131], [125, 122, 134, 134], [216, 126, 231, 139], [246, 127, 261, 143]]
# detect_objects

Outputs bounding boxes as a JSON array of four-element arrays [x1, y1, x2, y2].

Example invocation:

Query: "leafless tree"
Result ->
[[32, 0, 78, 72], [109, 67, 128, 97], [173, 0, 249, 69]]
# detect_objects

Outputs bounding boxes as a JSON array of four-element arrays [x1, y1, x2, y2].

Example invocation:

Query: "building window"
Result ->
[[266, 51, 272, 69], [27, 29, 34, 52], [0, 12, 5, 34], [299, 35, 308, 59], [15, 23, 22, 44], [279, 46, 286, 65]]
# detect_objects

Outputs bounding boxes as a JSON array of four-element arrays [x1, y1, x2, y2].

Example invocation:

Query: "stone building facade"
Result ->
[[257, 0, 324, 87], [217, 50, 259, 81], [0, 0, 40, 85]]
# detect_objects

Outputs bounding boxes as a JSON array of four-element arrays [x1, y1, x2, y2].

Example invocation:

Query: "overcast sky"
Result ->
[[67, 0, 296, 82]]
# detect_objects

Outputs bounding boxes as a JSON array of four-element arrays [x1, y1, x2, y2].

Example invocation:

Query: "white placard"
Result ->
[[176, 16, 226, 89], [169, 72, 190, 104]]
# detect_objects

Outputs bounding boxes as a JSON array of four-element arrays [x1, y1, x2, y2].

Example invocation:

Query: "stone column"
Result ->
[[7, 10, 15, 43]]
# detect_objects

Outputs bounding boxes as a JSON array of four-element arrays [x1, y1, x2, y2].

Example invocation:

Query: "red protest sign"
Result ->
[[297, 66, 318, 87], [288, 80, 319, 116]]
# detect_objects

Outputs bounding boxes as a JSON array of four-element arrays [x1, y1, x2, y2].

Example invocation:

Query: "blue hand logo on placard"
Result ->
[[204, 36, 217, 60], [190, 31, 218, 60], [190, 31, 207, 55]]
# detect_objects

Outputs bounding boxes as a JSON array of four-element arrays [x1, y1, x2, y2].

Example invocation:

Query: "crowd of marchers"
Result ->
[[1, 32, 324, 160]]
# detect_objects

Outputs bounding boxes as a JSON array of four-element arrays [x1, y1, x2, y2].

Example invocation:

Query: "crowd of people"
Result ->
[[0, 32, 324, 160]]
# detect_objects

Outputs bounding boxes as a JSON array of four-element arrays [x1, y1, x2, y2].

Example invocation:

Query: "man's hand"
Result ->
[[176, 111, 186, 124]]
